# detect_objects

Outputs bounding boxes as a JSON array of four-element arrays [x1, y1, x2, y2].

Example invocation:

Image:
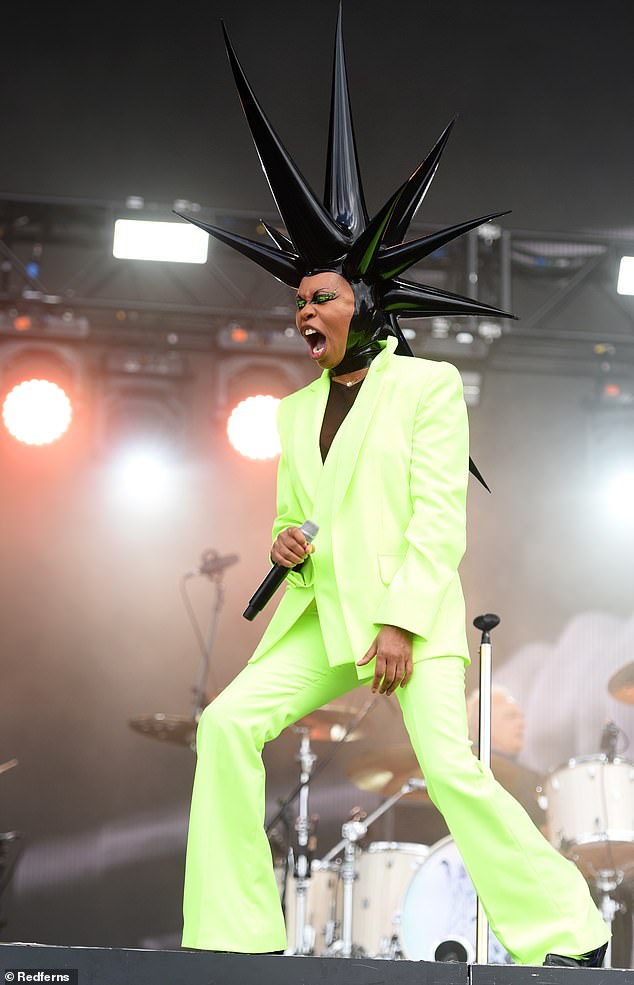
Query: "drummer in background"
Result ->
[[467, 685, 546, 828], [467, 684, 525, 759]]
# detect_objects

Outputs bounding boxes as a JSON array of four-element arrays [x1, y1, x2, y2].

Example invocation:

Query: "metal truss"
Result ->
[[1, 191, 634, 377]]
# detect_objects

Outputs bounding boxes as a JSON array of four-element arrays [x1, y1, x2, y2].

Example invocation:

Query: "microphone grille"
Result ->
[[300, 519, 319, 542]]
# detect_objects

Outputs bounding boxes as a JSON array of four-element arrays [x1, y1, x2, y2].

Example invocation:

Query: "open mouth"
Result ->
[[304, 329, 327, 360]]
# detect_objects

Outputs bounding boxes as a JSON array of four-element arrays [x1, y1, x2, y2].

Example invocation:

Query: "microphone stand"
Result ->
[[180, 557, 229, 722], [192, 577, 224, 720], [473, 612, 500, 965]]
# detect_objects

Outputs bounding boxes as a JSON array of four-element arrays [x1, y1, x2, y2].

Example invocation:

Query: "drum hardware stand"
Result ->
[[264, 699, 378, 955], [290, 726, 317, 955], [473, 612, 500, 965], [266, 696, 378, 837], [593, 869, 625, 970], [322, 778, 427, 958]]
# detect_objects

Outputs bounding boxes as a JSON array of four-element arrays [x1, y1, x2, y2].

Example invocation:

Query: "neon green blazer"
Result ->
[[250, 336, 470, 676]]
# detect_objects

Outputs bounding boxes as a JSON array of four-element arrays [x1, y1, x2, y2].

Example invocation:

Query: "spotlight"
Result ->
[[617, 256, 634, 295], [0, 343, 80, 446], [227, 395, 281, 461], [2, 379, 72, 445], [108, 445, 176, 510], [113, 219, 208, 264], [603, 471, 634, 524]]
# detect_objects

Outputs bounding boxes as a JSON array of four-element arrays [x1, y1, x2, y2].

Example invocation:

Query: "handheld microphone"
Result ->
[[243, 519, 318, 621], [185, 551, 239, 580]]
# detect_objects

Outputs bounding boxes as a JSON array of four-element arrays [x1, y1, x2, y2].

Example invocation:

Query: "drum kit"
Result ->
[[128, 658, 634, 968]]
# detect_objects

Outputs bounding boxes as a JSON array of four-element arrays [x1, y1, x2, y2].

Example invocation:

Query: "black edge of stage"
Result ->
[[0, 945, 632, 985]]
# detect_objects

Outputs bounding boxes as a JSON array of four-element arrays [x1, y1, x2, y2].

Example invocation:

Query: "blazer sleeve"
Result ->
[[270, 397, 315, 590], [374, 361, 468, 638]]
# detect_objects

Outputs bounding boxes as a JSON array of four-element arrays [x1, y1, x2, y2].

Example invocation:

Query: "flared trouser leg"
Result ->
[[182, 603, 359, 952], [397, 655, 609, 966]]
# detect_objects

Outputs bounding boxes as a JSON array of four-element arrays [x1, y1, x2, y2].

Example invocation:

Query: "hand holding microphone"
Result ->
[[271, 526, 316, 567], [243, 519, 318, 621]]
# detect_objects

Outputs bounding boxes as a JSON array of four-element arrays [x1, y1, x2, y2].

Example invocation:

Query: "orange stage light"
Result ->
[[226, 394, 280, 461], [2, 379, 73, 445]]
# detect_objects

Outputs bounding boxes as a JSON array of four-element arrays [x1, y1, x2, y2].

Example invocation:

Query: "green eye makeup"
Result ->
[[295, 290, 338, 310]]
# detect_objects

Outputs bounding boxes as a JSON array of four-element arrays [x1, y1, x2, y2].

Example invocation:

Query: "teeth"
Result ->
[[304, 328, 317, 336]]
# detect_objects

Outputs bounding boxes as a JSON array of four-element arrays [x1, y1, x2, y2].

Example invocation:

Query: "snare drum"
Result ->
[[283, 859, 341, 955], [543, 755, 634, 878], [400, 836, 511, 963], [352, 841, 429, 957]]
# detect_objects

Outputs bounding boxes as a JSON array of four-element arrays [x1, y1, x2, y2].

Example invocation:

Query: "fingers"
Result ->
[[401, 655, 414, 689], [271, 527, 314, 567], [382, 658, 402, 696], [372, 653, 413, 695], [356, 641, 377, 667], [371, 652, 386, 694]]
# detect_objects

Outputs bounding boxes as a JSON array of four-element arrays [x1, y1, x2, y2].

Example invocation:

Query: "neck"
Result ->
[[331, 340, 383, 376], [332, 367, 369, 386]]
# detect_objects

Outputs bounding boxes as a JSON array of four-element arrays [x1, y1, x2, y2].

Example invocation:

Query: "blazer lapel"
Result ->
[[330, 336, 397, 515], [287, 372, 330, 508], [288, 336, 398, 517]]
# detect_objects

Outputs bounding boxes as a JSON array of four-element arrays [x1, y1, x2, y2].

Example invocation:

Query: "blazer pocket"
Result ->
[[377, 553, 406, 586]]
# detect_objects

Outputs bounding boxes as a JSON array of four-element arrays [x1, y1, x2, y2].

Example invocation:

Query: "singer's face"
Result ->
[[295, 272, 355, 370]]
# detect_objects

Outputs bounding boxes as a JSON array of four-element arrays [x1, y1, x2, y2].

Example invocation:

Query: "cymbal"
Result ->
[[294, 704, 365, 742], [129, 713, 197, 748], [347, 746, 430, 803], [347, 745, 545, 815], [608, 663, 634, 705]]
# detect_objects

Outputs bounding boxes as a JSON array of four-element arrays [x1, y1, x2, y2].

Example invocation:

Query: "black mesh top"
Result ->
[[319, 378, 364, 463]]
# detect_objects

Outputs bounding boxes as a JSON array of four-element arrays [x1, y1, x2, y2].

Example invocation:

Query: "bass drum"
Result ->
[[400, 836, 511, 964], [352, 842, 429, 957]]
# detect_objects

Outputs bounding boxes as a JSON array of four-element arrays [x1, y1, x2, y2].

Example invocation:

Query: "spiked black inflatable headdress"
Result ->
[[177, 7, 513, 488]]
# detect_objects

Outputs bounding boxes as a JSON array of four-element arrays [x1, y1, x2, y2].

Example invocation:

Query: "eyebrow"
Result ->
[[295, 287, 336, 300]]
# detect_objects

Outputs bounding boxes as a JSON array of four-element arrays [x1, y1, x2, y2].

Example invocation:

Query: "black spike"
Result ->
[[174, 212, 301, 287], [222, 23, 347, 269], [343, 184, 405, 279], [382, 120, 456, 247], [324, 3, 368, 237], [376, 211, 511, 280], [260, 220, 295, 254], [383, 278, 516, 320]]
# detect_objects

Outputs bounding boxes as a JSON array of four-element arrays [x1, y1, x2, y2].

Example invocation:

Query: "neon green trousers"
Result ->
[[182, 603, 608, 964]]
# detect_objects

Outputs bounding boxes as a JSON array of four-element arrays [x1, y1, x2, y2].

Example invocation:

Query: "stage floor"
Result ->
[[0, 944, 631, 985]]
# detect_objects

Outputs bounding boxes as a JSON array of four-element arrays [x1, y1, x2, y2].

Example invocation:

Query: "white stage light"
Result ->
[[113, 219, 208, 264], [617, 256, 634, 295], [227, 395, 281, 461], [109, 446, 176, 509], [604, 471, 634, 524]]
